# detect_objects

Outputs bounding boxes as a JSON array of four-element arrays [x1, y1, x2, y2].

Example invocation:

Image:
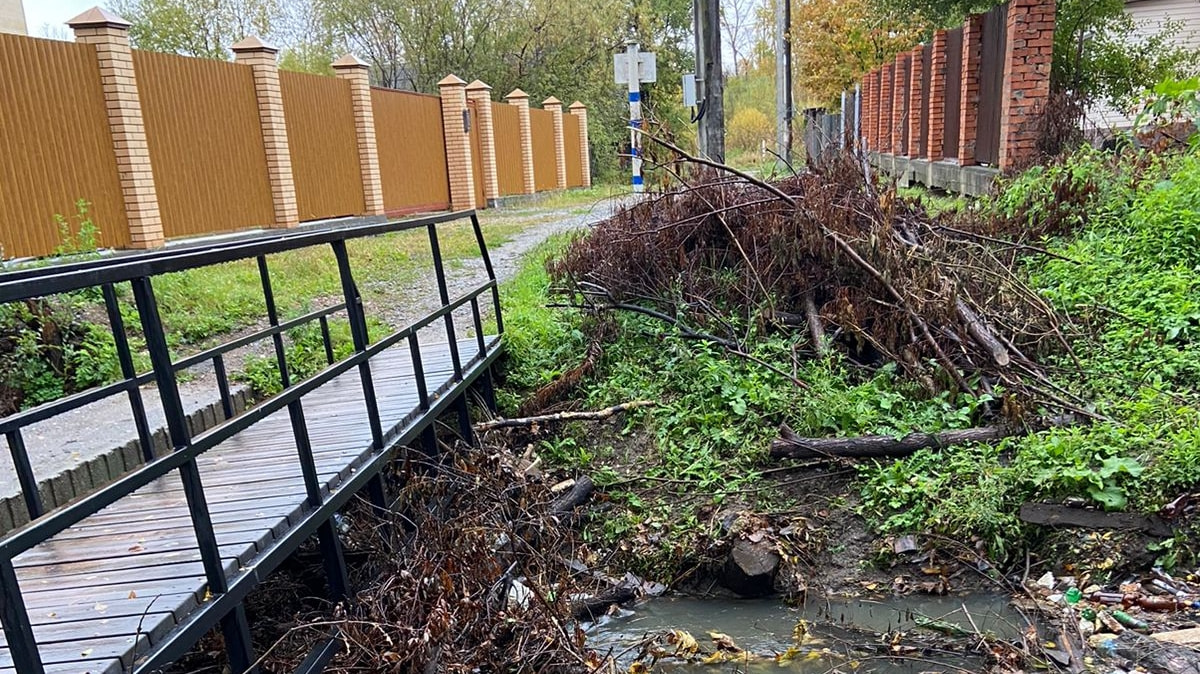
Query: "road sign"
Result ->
[[614, 50, 657, 84]]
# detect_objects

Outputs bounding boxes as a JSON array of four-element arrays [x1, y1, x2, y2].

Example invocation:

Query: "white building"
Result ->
[[0, 0, 25, 35], [1086, 0, 1200, 131]]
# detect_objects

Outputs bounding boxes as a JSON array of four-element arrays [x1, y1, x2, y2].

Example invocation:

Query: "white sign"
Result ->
[[614, 51, 657, 84]]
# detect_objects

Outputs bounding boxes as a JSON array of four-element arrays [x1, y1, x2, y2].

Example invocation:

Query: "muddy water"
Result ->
[[586, 594, 1030, 672]]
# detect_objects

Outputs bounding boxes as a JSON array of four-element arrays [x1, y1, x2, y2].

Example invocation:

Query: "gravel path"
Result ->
[[1, 200, 623, 501]]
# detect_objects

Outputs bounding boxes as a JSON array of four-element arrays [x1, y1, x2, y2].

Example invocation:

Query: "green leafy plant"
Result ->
[[53, 199, 101, 258]]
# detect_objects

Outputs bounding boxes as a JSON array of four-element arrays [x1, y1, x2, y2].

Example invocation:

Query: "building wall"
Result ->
[[0, 0, 26, 35], [1086, 0, 1200, 131]]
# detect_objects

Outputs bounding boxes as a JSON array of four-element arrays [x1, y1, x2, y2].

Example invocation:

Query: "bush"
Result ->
[[727, 107, 773, 154]]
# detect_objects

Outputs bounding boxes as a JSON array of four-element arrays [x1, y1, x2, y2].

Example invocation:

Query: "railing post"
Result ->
[[0, 558, 42, 673], [567, 101, 592, 187], [68, 8, 163, 250], [466, 80, 500, 207], [102, 283, 156, 459], [543, 96, 567, 190], [333, 54, 385, 216], [505, 89, 536, 195], [232, 37, 299, 228], [999, 0, 1055, 170], [129, 275, 258, 672], [437, 74, 476, 211], [958, 13, 985, 166]]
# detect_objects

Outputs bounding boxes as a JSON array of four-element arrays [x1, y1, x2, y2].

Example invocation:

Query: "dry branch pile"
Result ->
[[256, 447, 595, 673], [550, 154, 1084, 415]]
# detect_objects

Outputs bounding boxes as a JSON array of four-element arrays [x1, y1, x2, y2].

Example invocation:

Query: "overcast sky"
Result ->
[[23, 0, 101, 39]]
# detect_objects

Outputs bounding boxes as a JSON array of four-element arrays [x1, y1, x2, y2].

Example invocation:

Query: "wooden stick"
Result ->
[[474, 401, 656, 431]]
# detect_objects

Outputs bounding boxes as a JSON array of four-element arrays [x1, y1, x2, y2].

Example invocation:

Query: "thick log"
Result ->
[[769, 423, 1028, 460], [1114, 631, 1200, 674], [551, 476, 595, 516], [956, 299, 1011, 367], [570, 585, 637, 622], [1019, 503, 1174, 537]]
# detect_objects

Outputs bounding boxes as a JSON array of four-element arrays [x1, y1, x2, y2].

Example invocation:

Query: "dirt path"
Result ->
[[2, 200, 624, 502]]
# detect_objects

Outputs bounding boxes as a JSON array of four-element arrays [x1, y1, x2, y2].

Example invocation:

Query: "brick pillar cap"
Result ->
[[331, 54, 369, 70], [505, 88, 529, 101], [438, 74, 467, 87], [231, 36, 278, 54], [465, 79, 492, 92], [67, 6, 130, 29], [543, 96, 562, 107], [568, 101, 586, 111]]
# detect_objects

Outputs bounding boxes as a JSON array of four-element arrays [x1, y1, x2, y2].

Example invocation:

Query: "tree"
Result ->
[[107, 0, 283, 59], [790, 0, 928, 107]]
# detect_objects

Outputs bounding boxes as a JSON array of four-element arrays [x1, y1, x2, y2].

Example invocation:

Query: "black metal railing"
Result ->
[[0, 210, 504, 673]]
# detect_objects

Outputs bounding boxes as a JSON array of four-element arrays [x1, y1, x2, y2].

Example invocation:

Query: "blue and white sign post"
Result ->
[[614, 43, 656, 193]]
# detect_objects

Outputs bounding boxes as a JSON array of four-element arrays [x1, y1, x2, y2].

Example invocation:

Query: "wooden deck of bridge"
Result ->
[[0, 335, 499, 674]]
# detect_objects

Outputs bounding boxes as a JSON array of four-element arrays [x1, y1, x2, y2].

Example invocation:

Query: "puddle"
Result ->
[[585, 594, 1031, 672]]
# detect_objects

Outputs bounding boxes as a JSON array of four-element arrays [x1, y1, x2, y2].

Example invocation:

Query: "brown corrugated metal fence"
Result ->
[[135, 50, 275, 239], [372, 88, 451, 215], [977, 2, 1008, 166], [529, 108, 557, 192], [563, 113, 583, 188], [467, 100, 486, 207], [492, 102, 524, 196], [280, 71, 364, 221], [0, 34, 129, 259], [943, 27, 963, 159]]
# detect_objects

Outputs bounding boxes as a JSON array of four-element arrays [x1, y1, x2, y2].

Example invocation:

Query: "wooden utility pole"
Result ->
[[694, 0, 725, 162], [775, 0, 793, 162]]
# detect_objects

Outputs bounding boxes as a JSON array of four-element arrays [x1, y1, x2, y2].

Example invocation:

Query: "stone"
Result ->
[[722, 539, 780, 598]]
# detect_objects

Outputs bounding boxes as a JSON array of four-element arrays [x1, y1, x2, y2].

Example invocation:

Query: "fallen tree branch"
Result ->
[[768, 420, 1068, 461], [803, 291, 828, 357], [474, 401, 656, 432]]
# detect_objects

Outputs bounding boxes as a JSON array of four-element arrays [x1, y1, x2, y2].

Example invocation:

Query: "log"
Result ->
[[804, 291, 828, 356], [570, 585, 637, 622], [956, 299, 1011, 367], [550, 476, 595, 516], [475, 401, 655, 432], [1113, 631, 1200, 674], [769, 423, 1028, 460], [1019, 503, 1174, 537]]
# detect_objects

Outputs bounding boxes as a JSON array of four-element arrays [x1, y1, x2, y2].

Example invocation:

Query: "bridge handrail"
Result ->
[[0, 209, 504, 674]]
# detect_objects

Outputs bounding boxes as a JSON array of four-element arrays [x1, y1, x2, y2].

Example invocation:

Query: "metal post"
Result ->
[[425, 225, 463, 379], [0, 558, 43, 673], [626, 42, 644, 193], [102, 283, 155, 461], [130, 275, 257, 672], [5, 431, 42, 519]]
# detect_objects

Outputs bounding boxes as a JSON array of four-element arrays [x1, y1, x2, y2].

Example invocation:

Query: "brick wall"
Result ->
[[958, 13, 984, 165], [928, 30, 948, 161], [879, 63, 894, 153], [907, 46, 924, 157]]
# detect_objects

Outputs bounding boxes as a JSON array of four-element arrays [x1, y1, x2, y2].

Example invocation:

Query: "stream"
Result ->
[[586, 594, 1032, 672]]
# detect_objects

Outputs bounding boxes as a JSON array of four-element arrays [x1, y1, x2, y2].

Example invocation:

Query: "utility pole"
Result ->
[[775, 0, 793, 162], [694, 0, 725, 162], [615, 43, 656, 193]]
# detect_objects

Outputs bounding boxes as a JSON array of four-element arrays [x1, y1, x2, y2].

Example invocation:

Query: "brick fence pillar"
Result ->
[[928, 30, 948, 161], [332, 54, 384, 216], [505, 89, 536, 195], [543, 97, 567, 190], [892, 53, 910, 155], [879, 63, 894, 155], [232, 37, 298, 228], [438, 74, 476, 211], [568, 101, 592, 187], [908, 46, 925, 157], [958, 13, 984, 165], [999, 0, 1055, 170], [871, 69, 882, 151], [465, 80, 500, 206], [68, 8, 163, 248]]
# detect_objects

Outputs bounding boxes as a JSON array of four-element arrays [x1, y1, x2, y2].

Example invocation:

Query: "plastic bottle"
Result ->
[[1137, 595, 1181, 612], [1111, 610, 1149, 630], [1065, 587, 1083, 604]]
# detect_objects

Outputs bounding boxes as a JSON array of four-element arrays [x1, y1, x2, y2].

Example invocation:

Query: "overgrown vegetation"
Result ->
[[497, 94, 1200, 583]]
